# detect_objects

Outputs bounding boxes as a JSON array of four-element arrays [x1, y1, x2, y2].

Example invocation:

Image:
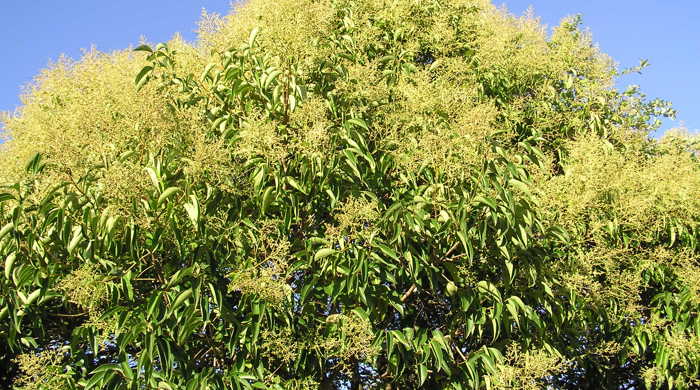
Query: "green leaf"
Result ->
[[446, 281, 458, 296], [184, 194, 200, 231], [389, 329, 409, 347], [165, 266, 194, 288], [0, 193, 15, 203], [17, 290, 27, 305], [508, 179, 530, 195], [418, 364, 428, 386], [375, 243, 399, 261], [506, 298, 520, 327], [505, 261, 514, 284], [200, 63, 217, 81], [474, 196, 497, 211], [314, 248, 337, 261], [158, 187, 180, 205], [106, 216, 120, 236], [260, 186, 274, 215], [542, 282, 554, 298], [263, 69, 282, 90], [24, 289, 41, 306], [247, 27, 260, 47], [476, 281, 502, 303], [25, 152, 45, 174], [286, 176, 307, 194], [346, 118, 369, 131], [147, 294, 163, 320], [171, 288, 193, 312], [67, 227, 84, 255], [135, 65, 154, 91], [4, 253, 16, 280], [145, 167, 160, 189], [134, 44, 153, 53]]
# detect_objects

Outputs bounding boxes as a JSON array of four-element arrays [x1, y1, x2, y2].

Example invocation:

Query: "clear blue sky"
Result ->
[[1, 1, 698, 135]]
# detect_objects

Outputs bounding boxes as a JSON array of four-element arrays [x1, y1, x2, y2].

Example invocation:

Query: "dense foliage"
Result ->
[[1, 1, 699, 388]]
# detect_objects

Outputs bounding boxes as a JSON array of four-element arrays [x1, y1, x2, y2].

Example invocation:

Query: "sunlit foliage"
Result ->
[[0, 0, 697, 389]]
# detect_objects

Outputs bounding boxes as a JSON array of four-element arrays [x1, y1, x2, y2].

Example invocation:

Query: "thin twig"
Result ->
[[444, 242, 460, 258], [400, 284, 417, 302], [52, 312, 88, 318]]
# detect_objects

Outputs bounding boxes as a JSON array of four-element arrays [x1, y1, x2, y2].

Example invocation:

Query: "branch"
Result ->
[[444, 242, 460, 258], [52, 312, 88, 318], [400, 284, 417, 302]]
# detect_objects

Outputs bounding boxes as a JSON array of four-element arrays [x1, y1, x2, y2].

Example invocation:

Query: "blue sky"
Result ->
[[1, 1, 698, 135]]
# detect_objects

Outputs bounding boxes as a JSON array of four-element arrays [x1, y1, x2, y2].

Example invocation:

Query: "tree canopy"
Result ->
[[1, 0, 699, 389]]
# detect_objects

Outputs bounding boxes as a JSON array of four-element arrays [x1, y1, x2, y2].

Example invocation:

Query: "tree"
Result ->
[[0, 0, 698, 388]]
